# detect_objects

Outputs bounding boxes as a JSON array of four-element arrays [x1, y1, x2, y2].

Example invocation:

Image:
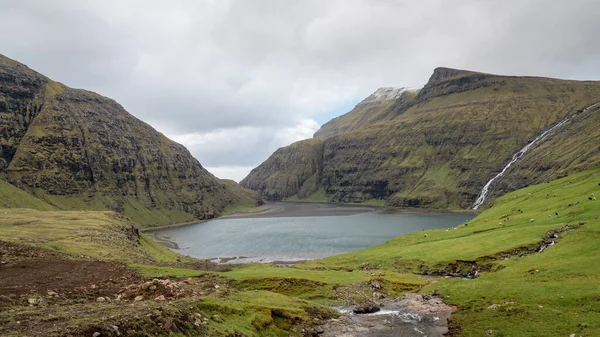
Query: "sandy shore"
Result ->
[[220, 201, 379, 219]]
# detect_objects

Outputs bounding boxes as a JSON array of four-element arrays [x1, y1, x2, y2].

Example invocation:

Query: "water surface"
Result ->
[[156, 204, 474, 263]]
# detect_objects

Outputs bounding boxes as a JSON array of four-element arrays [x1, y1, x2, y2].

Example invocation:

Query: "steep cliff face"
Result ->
[[240, 139, 324, 200], [0, 54, 260, 227], [243, 67, 600, 209]]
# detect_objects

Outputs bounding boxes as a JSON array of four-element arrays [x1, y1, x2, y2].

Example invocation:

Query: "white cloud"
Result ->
[[1, 0, 599, 177], [171, 118, 320, 180], [205, 166, 257, 183]]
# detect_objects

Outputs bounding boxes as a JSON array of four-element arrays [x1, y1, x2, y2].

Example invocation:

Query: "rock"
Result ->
[[154, 295, 166, 301], [47, 291, 58, 297], [353, 301, 380, 314], [486, 330, 494, 336], [370, 280, 382, 289], [110, 325, 121, 336], [92, 333, 101, 337], [212, 314, 224, 323], [134, 295, 144, 302], [358, 262, 372, 270], [96, 297, 106, 302], [214, 284, 220, 289], [315, 326, 324, 334], [372, 291, 385, 299], [487, 304, 498, 310], [27, 297, 39, 306]]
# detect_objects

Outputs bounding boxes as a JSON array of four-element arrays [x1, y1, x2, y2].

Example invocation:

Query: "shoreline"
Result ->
[[141, 202, 477, 233], [140, 219, 208, 233], [143, 202, 478, 253]]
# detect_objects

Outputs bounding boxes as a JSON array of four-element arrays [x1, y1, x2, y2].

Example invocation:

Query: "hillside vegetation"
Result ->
[[0, 54, 260, 227], [235, 167, 600, 336], [242, 68, 600, 209], [2, 167, 597, 336]]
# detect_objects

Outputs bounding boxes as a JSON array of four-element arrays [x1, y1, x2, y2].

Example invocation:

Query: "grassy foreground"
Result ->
[[218, 167, 600, 335], [1, 167, 599, 336]]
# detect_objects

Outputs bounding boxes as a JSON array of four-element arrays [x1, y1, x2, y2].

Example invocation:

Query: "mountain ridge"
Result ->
[[243, 67, 600, 209], [0, 53, 261, 227]]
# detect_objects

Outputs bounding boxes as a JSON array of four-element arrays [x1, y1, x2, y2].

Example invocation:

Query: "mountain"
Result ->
[[0, 54, 260, 227], [241, 67, 600, 209]]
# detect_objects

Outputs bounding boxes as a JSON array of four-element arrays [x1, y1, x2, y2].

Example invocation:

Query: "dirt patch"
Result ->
[[0, 241, 140, 307]]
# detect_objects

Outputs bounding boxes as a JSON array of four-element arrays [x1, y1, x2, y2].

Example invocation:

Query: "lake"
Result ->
[[154, 203, 475, 263]]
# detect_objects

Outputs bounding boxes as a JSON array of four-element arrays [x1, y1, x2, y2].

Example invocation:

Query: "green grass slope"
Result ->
[[2, 168, 599, 336], [296, 167, 600, 336], [0, 180, 55, 211], [244, 68, 600, 208], [0, 208, 185, 263]]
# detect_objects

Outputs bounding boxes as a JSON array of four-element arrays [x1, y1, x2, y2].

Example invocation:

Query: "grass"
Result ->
[[245, 70, 600, 209], [0, 180, 56, 211], [2, 164, 600, 335], [0, 208, 185, 264], [303, 167, 600, 335], [197, 290, 339, 336], [286, 188, 328, 203], [218, 167, 600, 335]]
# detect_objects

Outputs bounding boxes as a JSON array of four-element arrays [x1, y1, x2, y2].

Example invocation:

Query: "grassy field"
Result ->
[[1, 167, 599, 336], [218, 167, 600, 335]]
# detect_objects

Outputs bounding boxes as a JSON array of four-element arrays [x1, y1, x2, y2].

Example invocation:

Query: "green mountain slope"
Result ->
[[0, 54, 260, 227], [242, 67, 600, 209], [307, 166, 600, 336], [240, 139, 324, 200]]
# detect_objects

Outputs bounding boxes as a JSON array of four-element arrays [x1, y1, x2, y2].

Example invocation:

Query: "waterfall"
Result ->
[[471, 102, 600, 210]]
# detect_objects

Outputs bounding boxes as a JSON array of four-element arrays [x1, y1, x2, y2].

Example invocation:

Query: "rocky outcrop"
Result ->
[[240, 139, 323, 200], [0, 54, 260, 227], [244, 67, 600, 208]]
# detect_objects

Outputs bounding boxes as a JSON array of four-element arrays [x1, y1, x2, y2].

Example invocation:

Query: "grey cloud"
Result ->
[[1, 0, 599, 179]]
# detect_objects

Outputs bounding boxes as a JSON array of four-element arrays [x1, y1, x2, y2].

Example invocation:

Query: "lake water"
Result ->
[[155, 205, 475, 263]]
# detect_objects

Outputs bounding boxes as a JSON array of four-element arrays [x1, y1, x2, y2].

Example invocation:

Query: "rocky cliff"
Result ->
[[0, 54, 260, 227], [242, 67, 600, 209], [240, 139, 324, 200]]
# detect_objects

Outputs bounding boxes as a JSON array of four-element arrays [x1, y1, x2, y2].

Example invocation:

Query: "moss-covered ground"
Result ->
[[1, 167, 599, 336]]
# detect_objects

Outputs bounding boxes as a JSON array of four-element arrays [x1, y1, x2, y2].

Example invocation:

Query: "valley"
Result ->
[[1, 53, 600, 336]]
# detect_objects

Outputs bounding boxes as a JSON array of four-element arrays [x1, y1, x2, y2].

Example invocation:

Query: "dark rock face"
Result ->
[[0, 56, 46, 171], [240, 139, 323, 200], [243, 67, 600, 209], [352, 301, 380, 314], [0, 54, 260, 226]]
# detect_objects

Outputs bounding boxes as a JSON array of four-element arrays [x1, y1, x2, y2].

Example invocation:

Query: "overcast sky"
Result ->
[[2, 0, 599, 181]]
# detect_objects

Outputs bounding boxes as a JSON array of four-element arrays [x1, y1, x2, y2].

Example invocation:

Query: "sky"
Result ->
[[1, 0, 599, 182]]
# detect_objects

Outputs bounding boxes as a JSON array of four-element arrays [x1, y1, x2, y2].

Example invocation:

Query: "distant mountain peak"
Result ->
[[362, 86, 420, 103], [426, 67, 480, 84]]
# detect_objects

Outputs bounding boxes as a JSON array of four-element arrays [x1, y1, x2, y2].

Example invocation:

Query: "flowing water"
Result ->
[[472, 102, 600, 210], [154, 207, 474, 263]]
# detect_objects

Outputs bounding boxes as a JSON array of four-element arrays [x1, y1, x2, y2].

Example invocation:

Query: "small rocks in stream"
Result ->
[[353, 301, 381, 314]]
